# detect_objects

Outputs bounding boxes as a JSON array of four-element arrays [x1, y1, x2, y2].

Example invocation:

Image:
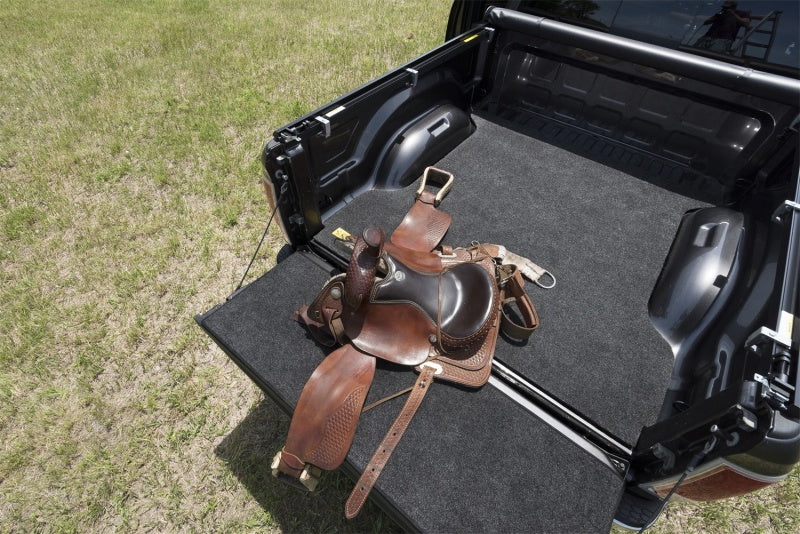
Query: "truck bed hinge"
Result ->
[[772, 200, 800, 223], [753, 373, 791, 406], [746, 323, 795, 410]]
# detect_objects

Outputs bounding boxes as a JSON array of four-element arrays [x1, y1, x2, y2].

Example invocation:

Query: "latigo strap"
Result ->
[[345, 364, 437, 519], [272, 167, 550, 518]]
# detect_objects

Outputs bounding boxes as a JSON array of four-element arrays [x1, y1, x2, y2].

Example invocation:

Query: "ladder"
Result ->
[[729, 10, 782, 60]]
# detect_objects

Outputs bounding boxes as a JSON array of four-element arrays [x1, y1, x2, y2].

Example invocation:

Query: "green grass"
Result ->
[[0, 0, 798, 532]]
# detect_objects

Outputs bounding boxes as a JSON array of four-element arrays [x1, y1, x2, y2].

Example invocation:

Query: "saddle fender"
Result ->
[[275, 344, 375, 482]]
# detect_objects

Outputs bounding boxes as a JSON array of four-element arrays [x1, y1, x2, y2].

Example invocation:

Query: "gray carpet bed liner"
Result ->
[[198, 250, 624, 532], [316, 115, 711, 445]]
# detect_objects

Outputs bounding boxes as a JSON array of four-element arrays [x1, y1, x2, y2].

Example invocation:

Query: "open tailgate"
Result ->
[[196, 250, 625, 532]]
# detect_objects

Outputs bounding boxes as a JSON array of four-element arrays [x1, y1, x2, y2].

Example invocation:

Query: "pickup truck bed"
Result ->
[[198, 5, 800, 530], [314, 114, 709, 443], [198, 112, 710, 530]]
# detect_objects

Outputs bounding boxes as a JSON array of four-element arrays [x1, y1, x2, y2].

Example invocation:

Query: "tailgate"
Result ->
[[196, 250, 625, 532]]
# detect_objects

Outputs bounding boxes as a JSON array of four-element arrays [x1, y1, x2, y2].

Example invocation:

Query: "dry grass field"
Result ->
[[1, 0, 798, 532]]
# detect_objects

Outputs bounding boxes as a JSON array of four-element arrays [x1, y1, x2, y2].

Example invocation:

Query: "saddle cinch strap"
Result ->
[[272, 167, 546, 517]]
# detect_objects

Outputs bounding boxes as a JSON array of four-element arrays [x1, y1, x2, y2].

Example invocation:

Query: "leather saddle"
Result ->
[[271, 167, 547, 518]]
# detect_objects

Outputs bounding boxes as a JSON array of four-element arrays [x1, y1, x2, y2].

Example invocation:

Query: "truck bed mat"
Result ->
[[197, 250, 624, 532], [314, 115, 711, 444]]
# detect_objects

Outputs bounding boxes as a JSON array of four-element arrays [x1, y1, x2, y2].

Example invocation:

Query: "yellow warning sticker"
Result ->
[[462, 34, 479, 43], [332, 227, 352, 240]]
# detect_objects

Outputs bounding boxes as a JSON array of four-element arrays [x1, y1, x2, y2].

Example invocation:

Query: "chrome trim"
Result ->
[[492, 359, 633, 456], [489, 375, 627, 477]]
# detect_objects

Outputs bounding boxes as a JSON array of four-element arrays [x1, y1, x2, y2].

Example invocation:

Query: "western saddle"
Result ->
[[271, 167, 550, 518]]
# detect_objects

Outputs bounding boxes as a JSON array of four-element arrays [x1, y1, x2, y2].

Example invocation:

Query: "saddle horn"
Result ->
[[344, 227, 384, 310]]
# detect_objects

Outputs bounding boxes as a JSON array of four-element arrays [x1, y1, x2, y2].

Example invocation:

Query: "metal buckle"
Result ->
[[416, 166, 454, 207], [270, 451, 282, 477], [495, 263, 517, 288]]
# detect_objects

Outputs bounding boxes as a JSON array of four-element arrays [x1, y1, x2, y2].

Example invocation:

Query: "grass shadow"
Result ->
[[215, 398, 401, 533]]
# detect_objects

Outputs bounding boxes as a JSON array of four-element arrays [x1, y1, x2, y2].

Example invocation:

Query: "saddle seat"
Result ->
[[373, 254, 496, 342], [301, 227, 502, 367]]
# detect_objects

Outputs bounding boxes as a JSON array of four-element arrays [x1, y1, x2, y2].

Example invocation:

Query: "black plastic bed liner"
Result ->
[[197, 250, 624, 532]]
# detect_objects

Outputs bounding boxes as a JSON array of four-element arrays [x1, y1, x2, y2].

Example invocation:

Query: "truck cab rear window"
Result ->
[[514, 0, 799, 75]]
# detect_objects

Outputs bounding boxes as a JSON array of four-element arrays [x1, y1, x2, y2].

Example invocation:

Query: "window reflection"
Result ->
[[515, 1, 799, 74]]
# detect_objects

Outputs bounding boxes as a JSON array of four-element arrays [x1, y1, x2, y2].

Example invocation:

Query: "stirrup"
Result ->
[[271, 451, 322, 492], [416, 166, 454, 206]]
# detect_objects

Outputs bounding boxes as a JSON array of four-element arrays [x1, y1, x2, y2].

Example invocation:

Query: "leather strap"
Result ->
[[361, 386, 414, 414], [470, 244, 541, 341], [500, 269, 539, 341], [344, 365, 437, 519]]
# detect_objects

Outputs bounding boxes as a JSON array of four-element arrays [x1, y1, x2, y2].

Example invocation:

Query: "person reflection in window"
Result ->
[[694, 1, 750, 54]]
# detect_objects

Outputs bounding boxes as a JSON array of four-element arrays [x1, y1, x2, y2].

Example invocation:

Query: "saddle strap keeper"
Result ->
[[344, 364, 438, 519]]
